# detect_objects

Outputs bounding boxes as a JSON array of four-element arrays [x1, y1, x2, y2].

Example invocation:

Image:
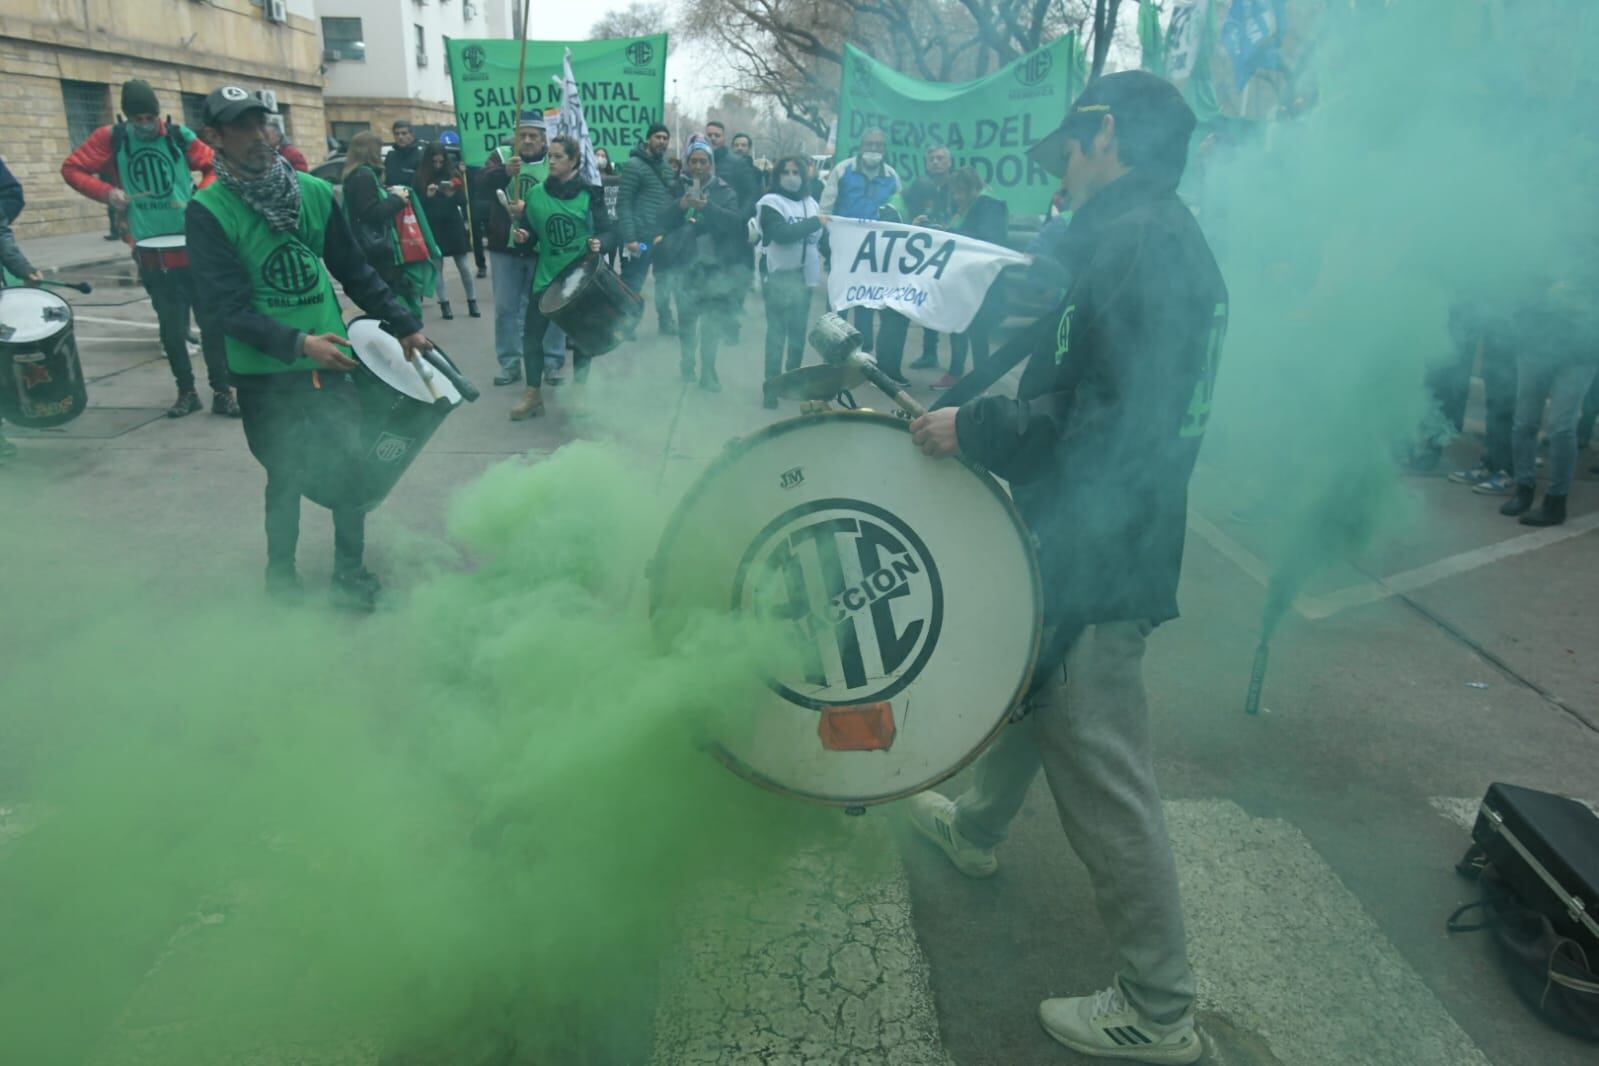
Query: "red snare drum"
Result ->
[[134, 234, 189, 271]]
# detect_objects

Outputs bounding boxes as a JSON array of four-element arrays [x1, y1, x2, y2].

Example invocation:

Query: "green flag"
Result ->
[[446, 35, 666, 167], [834, 37, 1086, 214], [1163, 0, 1221, 122], [1140, 2, 1166, 76]]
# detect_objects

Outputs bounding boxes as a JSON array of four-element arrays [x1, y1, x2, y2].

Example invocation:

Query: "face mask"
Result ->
[[860, 151, 884, 168], [130, 120, 160, 141], [780, 174, 803, 193]]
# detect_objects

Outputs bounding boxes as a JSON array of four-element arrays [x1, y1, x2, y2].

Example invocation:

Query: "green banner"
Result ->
[[834, 38, 1085, 214], [446, 35, 667, 167]]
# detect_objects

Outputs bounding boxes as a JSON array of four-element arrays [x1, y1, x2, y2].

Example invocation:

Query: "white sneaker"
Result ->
[[1039, 985, 1201, 1064], [905, 793, 998, 878]]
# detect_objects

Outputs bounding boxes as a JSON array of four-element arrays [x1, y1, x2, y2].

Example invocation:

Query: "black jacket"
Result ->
[[658, 174, 743, 295], [415, 172, 470, 257], [185, 192, 421, 369], [713, 147, 759, 215], [0, 157, 23, 224], [342, 165, 409, 289], [954, 172, 1227, 639], [383, 142, 424, 188], [903, 175, 952, 226], [480, 150, 544, 256], [616, 141, 673, 246]]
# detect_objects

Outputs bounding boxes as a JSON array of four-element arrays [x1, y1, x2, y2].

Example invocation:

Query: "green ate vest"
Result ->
[[526, 184, 592, 293], [192, 172, 346, 376], [116, 124, 198, 241], [495, 147, 549, 205]]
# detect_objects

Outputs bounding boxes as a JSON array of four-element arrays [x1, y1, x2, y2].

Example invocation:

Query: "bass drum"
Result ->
[[650, 411, 1042, 808], [337, 317, 465, 511], [0, 286, 87, 428], [539, 254, 642, 356]]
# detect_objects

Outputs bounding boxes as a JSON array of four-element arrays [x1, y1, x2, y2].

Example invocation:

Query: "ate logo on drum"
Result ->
[[734, 498, 944, 709], [261, 243, 322, 296]]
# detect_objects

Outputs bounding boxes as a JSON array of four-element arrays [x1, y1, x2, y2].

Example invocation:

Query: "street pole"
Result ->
[[672, 77, 680, 148]]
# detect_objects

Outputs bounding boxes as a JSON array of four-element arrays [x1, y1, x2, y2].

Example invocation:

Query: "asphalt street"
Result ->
[[1, 262, 1596, 1065]]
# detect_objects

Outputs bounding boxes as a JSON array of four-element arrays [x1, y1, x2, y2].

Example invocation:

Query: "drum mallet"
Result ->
[[806, 312, 926, 418], [38, 279, 93, 295]]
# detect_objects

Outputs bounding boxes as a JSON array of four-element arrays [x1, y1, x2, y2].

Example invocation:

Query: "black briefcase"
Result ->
[[1450, 782, 1599, 1041]]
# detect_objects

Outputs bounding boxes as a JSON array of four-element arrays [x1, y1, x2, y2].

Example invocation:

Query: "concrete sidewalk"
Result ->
[[19, 225, 135, 276]]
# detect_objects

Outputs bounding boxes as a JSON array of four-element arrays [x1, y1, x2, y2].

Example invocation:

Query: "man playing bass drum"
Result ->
[[185, 87, 431, 611]]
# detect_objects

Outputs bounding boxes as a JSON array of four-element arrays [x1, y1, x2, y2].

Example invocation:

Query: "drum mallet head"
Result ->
[[806, 312, 926, 418]]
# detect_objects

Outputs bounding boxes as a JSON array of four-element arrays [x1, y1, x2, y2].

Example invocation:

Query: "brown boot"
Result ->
[[509, 387, 544, 420]]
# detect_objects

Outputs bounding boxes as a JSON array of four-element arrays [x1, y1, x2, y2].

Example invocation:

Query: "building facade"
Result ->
[[0, 0, 326, 239], [317, 0, 514, 144]]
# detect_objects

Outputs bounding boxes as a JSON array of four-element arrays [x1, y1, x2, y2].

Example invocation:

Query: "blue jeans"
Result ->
[[1512, 356, 1599, 496]]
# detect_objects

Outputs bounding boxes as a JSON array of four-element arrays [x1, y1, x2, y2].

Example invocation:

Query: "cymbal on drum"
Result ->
[[766, 363, 867, 402]]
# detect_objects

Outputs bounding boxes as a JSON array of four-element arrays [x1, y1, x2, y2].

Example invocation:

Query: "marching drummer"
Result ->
[[185, 86, 431, 610], [0, 209, 43, 463], [61, 79, 238, 419], [907, 72, 1226, 1064], [507, 134, 616, 419]]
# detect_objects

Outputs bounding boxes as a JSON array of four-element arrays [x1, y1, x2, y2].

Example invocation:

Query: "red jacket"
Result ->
[[61, 122, 215, 243], [279, 144, 310, 173]]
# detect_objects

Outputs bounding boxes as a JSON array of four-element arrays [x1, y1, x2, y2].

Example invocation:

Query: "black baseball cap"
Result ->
[[1027, 70, 1197, 178], [202, 86, 270, 127]]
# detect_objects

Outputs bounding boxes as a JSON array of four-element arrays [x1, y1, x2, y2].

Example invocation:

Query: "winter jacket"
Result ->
[[658, 174, 743, 299], [278, 144, 310, 173], [61, 122, 215, 245], [383, 142, 424, 188], [820, 156, 900, 220], [415, 172, 470, 257], [617, 141, 674, 247], [0, 211, 36, 279], [903, 175, 953, 226], [341, 165, 409, 290], [713, 146, 760, 215], [954, 171, 1228, 644]]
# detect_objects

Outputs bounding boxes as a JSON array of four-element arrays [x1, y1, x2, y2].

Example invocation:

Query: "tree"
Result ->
[[590, 2, 675, 48], [680, 0, 1128, 138]]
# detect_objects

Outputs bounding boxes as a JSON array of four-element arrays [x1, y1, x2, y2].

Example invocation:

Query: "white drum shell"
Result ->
[[651, 411, 1042, 807], [0, 288, 72, 346]]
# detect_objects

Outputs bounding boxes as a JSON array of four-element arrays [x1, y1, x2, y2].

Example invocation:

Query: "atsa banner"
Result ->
[[825, 218, 1030, 333], [445, 35, 667, 167], [833, 37, 1085, 213]]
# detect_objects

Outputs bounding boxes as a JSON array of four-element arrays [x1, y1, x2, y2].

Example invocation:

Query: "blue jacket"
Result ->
[[831, 159, 899, 221]]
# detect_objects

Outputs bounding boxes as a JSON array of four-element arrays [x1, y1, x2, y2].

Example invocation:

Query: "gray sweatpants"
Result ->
[[952, 621, 1196, 1024]]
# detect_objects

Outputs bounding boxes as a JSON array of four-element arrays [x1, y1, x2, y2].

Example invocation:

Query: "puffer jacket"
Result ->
[[617, 141, 673, 246]]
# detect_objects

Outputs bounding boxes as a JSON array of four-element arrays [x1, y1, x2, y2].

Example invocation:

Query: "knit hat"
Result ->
[[516, 109, 546, 131], [121, 79, 160, 118]]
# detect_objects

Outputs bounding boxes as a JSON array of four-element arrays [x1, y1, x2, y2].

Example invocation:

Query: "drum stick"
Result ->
[[844, 350, 927, 418], [408, 352, 445, 403], [38, 279, 93, 295], [419, 345, 481, 402]]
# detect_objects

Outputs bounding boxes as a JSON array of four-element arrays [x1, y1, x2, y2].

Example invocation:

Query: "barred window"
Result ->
[[61, 80, 111, 145]]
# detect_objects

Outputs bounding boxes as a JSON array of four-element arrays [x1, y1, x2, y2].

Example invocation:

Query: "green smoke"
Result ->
[[1200, 0, 1597, 639], [0, 443, 865, 1064]]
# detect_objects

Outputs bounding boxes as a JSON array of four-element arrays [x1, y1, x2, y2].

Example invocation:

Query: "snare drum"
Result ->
[[0, 287, 87, 428], [134, 234, 188, 272], [331, 317, 467, 511], [538, 255, 643, 356], [650, 410, 1042, 808]]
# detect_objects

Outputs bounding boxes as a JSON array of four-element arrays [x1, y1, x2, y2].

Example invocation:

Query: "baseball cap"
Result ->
[[202, 86, 270, 127], [1027, 70, 1196, 178]]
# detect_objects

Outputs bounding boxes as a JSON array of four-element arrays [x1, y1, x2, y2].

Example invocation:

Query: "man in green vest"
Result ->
[[185, 86, 431, 610], [61, 79, 237, 418]]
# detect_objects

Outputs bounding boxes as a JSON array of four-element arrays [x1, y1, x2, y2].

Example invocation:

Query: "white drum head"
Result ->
[[651, 411, 1042, 807], [134, 234, 187, 250], [346, 318, 460, 405], [0, 288, 72, 345]]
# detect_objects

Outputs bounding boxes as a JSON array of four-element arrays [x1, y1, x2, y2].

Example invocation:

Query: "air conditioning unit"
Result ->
[[463, 2, 479, 18], [265, 0, 287, 23], [416, 53, 430, 68], [322, 48, 342, 62], [257, 89, 279, 113]]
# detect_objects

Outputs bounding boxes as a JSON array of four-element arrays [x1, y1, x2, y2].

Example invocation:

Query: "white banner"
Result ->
[[553, 47, 602, 187], [825, 218, 1030, 334]]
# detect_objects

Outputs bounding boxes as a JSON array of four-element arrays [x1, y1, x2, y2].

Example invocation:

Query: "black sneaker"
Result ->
[[212, 390, 241, 418], [331, 568, 382, 612], [167, 390, 202, 418], [265, 566, 304, 606], [492, 366, 522, 386]]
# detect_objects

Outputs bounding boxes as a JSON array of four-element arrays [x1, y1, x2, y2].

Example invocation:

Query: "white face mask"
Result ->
[[780, 174, 803, 193], [860, 151, 884, 168]]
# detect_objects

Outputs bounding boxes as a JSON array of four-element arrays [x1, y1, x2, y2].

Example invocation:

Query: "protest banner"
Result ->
[[833, 39, 1085, 214], [446, 35, 666, 167], [825, 218, 1030, 333]]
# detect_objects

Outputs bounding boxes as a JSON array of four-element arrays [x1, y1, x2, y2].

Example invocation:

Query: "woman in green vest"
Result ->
[[186, 86, 430, 611], [342, 131, 439, 319], [507, 135, 616, 420]]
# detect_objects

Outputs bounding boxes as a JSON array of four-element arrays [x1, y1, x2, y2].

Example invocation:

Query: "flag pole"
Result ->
[[514, 0, 533, 114]]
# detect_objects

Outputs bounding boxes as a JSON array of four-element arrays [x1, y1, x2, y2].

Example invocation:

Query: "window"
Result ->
[[276, 103, 293, 140], [322, 16, 365, 61], [414, 24, 428, 67], [61, 80, 111, 145], [181, 92, 207, 133], [330, 121, 370, 150]]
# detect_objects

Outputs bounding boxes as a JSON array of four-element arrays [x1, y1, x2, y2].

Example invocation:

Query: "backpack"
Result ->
[[110, 117, 192, 167]]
